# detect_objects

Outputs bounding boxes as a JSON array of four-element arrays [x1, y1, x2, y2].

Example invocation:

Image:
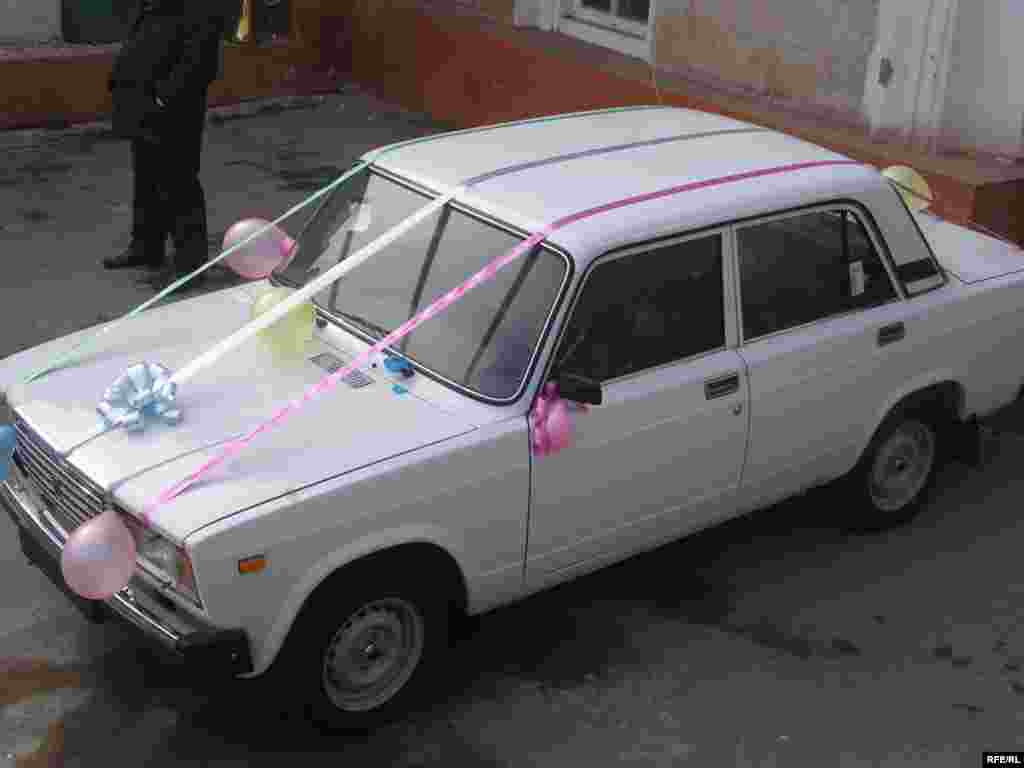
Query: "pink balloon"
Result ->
[[222, 219, 291, 279], [61, 508, 137, 600]]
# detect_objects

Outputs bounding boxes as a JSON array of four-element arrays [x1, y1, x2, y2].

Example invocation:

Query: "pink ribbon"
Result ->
[[145, 159, 862, 517], [145, 225, 556, 520]]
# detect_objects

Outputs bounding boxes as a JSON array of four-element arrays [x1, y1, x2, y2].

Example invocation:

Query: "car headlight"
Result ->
[[120, 512, 200, 606]]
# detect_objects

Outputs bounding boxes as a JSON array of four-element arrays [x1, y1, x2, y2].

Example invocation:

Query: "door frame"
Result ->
[[538, 222, 742, 395], [525, 223, 746, 587], [726, 199, 907, 348]]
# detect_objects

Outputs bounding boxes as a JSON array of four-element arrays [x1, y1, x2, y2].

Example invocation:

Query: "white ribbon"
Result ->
[[170, 185, 466, 388]]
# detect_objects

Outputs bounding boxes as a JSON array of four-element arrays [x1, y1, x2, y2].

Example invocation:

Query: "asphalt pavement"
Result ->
[[2, 85, 1024, 767]]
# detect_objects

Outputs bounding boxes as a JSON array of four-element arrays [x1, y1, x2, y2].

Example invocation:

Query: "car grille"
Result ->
[[12, 416, 106, 533]]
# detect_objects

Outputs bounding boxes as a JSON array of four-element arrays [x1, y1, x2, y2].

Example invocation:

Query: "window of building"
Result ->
[[575, 0, 650, 31], [557, 0, 652, 60], [555, 234, 724, 383], [737, 208, 899, 341]]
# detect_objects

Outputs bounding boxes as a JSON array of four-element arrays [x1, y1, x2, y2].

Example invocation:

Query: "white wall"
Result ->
[[861, 0, 959, 149], [1, 0, 61, 42], [513, 0, 1024, 157], [530, 0, 880, 116], [513, 0, 567, 32], [941, 0, 1024, 155]]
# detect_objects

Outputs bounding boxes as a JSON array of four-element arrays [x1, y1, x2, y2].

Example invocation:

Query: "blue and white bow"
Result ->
[[97, 362, 181, 432]]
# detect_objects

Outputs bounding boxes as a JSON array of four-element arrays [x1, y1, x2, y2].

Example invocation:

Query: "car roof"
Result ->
[[369, 106, 887, 265]]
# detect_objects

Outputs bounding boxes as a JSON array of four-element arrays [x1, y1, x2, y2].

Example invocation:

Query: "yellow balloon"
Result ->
[[250, 287, 315, 360], [250, 281, 275, 300], [882, 165, 934, 212], [235, 0, 251, 42]]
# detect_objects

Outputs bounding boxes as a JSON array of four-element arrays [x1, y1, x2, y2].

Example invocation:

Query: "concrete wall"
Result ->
[[941, 0, 1024, 157], [512, 0, 1024, 157], [652, 0, 877, 117], [477, 0, 516, 24], [453, 0, 516, 24], [2, 0, 61, 41], [325, 0, 1024, 243]]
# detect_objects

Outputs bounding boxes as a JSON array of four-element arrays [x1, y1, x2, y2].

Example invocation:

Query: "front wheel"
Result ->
[[321, 596, 426, 714], [841, 412, 939, 532], [274, 568, 449, 731]]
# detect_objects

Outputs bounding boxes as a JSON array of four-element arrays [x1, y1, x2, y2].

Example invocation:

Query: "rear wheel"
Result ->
[[842, 411, 940, 532]]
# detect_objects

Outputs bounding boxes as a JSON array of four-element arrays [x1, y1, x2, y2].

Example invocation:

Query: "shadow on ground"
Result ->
[[27, 431, 1024, 765], [43, 478, 874, 765]]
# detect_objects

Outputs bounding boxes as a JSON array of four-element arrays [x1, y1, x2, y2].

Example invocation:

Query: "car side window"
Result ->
[[737, 208, 898, 340], [555, 234, 725, 383]]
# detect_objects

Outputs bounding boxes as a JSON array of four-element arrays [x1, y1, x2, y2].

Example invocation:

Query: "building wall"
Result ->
[[476, 0, 516, 24], [448, 0, 517, 24], [941, 0, 1024, 157], [279, 0, 1024, 243], [2, 0, 61, 41], [653, 0, 877, 120], [516, 0, 1023, 157]]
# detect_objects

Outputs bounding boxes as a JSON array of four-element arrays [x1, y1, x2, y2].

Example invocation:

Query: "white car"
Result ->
[[3, 106, 1024, 729]]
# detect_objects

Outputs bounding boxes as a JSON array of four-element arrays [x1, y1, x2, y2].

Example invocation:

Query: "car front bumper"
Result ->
[[2, 463, 253, 676]]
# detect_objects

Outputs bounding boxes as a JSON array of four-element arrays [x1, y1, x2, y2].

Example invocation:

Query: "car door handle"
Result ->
[[705, 372, 740, 400], [877, 322, 905, 346]]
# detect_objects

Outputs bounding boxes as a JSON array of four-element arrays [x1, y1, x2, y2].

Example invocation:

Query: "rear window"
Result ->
[[737, 208, 898, 340]]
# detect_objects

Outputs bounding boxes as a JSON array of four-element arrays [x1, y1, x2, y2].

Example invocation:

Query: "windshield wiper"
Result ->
[[334, 311, 391, 341]]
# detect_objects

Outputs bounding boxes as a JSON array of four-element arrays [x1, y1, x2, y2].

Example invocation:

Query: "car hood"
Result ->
[[1, 284, 479, 539]]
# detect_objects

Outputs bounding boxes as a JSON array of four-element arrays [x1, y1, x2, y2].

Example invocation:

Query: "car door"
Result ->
[[731, 204, 912, 513], [526, 229, 749, 590]]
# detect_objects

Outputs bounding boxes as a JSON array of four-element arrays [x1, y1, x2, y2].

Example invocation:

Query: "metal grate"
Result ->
[[341, 369, 373, 389], [13, 417, 104, 533], [310, 352, 374, 389]]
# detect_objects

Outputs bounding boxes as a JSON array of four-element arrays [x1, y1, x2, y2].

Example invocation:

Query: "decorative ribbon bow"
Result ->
[[529, 382, 582, 457], [97, 362, 181, 433]]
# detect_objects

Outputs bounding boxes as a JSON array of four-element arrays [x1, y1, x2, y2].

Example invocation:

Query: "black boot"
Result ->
[[103, 242, 164, 270]]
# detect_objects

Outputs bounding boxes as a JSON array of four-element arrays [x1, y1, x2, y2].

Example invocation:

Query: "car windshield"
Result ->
[[275, 169, 568, 400]]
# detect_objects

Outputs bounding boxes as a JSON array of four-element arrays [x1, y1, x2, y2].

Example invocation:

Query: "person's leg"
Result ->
[[166, 87, 210, 278], [133, 136, 170, 258], [103, 136, 167, 268]]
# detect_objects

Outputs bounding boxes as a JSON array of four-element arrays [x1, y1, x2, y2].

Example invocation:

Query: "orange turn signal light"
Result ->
[[238, 555, 267, 574]]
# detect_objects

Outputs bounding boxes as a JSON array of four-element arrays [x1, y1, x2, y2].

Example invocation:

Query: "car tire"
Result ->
[[841, 410, 940, 533], [273, 563, 450, 732]]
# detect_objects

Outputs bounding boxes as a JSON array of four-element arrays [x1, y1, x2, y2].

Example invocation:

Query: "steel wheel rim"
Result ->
[[868, 420, 935, 513], [322, 597, 425, 712]]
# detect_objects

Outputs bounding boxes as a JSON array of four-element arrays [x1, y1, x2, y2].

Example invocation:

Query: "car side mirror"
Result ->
[[555, 370, 602, 405]]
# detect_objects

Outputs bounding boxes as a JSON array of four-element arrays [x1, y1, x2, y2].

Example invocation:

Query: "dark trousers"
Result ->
[[130, 87, 209, 273]]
